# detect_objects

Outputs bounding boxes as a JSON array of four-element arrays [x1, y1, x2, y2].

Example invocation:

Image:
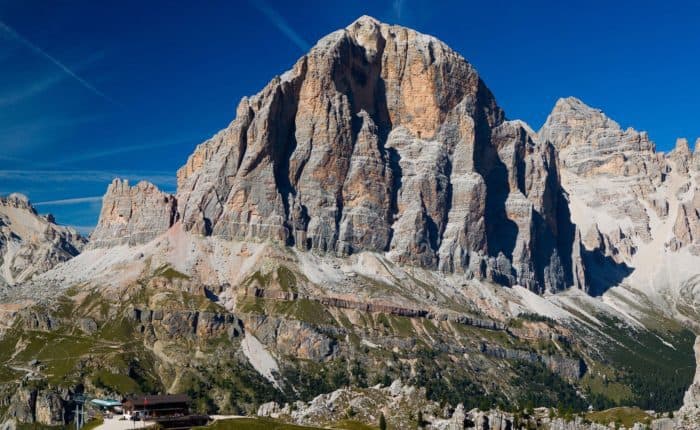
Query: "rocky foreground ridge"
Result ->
[[256, 379, 682, 430]]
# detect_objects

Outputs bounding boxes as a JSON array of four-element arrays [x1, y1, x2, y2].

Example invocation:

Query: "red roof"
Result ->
[[125, 394, 190, 408]]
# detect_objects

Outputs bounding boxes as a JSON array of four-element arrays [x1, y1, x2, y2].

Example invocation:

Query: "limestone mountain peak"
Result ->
[[69, 17, 700, 298], [87, 178, 177, 249], [676, 137, 691, 152], [348, 14, 381, 26], [0, 193, 86, 286], [1, 193, 33, 211]]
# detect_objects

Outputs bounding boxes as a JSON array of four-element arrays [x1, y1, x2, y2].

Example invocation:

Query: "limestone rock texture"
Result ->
[[538, 96, 700, 296], [0, 194, 85, 286], [86, 16, 700, 299], [5, 16, 700, 430], [677, 336, 700, 429], [682, 336, 700, 410], [256, 381, 663, 430], [171, 16, 576, 293], [88, 179, 177, 249], [539, 97, 661, 249]]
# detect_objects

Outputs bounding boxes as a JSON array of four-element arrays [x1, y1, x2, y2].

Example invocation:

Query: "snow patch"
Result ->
[[512, 286, 572, 320], [361, 339, 379, 349], [241, 333, 282, 390]]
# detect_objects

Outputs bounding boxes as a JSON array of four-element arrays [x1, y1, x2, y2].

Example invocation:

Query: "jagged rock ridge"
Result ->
[[88, 179, 177, 249], [1, 15, 698, 430], [88, 16, 700, 299], [89, 16, 578, 294], [539, 97, 700, 295], [0, 194, 85, 286]]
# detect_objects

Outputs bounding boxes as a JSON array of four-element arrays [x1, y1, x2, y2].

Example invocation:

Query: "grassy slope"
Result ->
[[587, 313, 695, 411], [586, 407, 652, 427], [1, 260, 696, 422]]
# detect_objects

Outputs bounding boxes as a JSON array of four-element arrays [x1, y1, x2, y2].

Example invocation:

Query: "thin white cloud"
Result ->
[[0, 73, 64, 106], [0, 154, 30, 164], [0, 135, 197, 170], [0, 19, 120, 106], [249, 0, 310, 52], [0, 114, 105, 136], [0, 114, 108, 154], [33, 196, 103, 206]]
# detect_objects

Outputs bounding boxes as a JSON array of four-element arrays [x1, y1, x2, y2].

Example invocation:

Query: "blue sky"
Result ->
[[1, 0, 698, 233]]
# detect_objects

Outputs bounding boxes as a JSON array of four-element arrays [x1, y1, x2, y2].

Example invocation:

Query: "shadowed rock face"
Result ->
[[0, 194, 86, 285], [170, 16, 575, 293]]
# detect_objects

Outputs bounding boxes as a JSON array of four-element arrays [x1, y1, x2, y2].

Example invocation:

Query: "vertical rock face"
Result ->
[[336, 110, 394, 255], [0, 194, 85, 285], [4, 388, 67, 426], [665, 137, 700, 255], [177, 16, 500, 253], [88, 179, 177, 249], [486, 120, 574, 292], [87, 16, 699, 296], [538, 97, 662, 245], [682, 336, 700, 410], [171, 16, 577, 292], [34, 391, 65, 426], [669, 186, 700, 254], [538, 96, 700, 294], [670, 138, 693, 175]]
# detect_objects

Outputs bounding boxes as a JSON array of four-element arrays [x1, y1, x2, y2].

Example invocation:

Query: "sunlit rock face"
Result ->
[[86, 17, 700, 297], [88, 179, 177, 249], [0, 193, 85, 285], [170, 16, 578, 293], [538, 96, 700, 295]]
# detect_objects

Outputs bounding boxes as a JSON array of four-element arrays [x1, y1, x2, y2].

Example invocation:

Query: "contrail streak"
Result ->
[[0, 51, 106, 107], [0, 19, 120, 106], [393, 0, 406, 20], [249, 0, 310, 52], [34, 196, 103, 206], [53, 136, 197, 166], [0, 73, 64, 107]]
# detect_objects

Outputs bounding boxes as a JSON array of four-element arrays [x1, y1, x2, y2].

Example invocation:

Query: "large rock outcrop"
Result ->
[[538, 96, 700, 294], [88, 179, 177, 249], [171, 16, 576, 293], [4, 387, 68, 426], [0, 194, 85, 285], [85, 16, 700, 298], [539, 96, 663, 246]]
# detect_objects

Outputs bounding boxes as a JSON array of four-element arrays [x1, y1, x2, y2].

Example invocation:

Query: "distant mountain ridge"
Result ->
[[0, 193, 85, 286]]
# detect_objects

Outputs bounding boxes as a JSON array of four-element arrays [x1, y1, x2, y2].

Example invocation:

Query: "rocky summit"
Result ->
[[88, 179, 177, 249], [2, 16, 700, 430], [116, 15, 575, 294], [0, 194, 85, 287]]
